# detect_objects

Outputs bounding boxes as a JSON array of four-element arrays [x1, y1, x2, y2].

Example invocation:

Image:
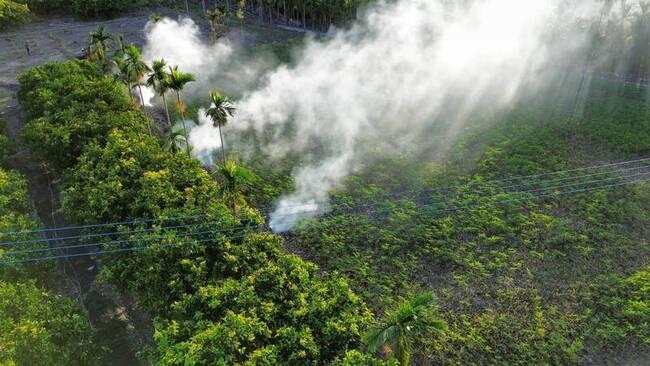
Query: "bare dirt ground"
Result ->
[[0, 9, 300, 365]]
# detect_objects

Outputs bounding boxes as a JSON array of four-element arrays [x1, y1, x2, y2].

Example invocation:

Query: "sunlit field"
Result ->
[[1, 0, 650, 364]]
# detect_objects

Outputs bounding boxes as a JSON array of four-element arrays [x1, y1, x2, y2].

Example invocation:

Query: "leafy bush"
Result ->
[[153, 242, 372, 365], [15, 0, 64, 13], [62, 129, 226, 225], [18, 60, 148, 170], [19, 60, 376, 364], [0, 280, 100, 365], [0, 0, 30, 30], [590, 266, 650, 347], [70, 0, 131, 18], [0, 118, 12, 166]]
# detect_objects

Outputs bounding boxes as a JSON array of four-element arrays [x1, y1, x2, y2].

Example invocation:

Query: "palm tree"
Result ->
[[146, 59, 172, 129], [163, 129, 188, 153], [125, 44, 151, 109], [166, 65, 196, 155], [237, 0, 246, 34], [113, 56, 134, 101], [205, 91, 235, 165], [363, 293, 445, 365], [88, 26, 112, 68], [215, 159, 254, 216], [206, 8, 222, 44]]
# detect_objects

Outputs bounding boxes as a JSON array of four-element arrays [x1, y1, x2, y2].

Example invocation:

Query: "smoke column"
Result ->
[[141, 0, 599, 232]]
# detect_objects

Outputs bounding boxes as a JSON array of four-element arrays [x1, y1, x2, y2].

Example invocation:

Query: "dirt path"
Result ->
[[0, 11, 172, 366]]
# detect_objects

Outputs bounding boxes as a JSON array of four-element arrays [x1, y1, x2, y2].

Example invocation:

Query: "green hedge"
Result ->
[[0, 0, 30, 30], [19, 59, 374, 364]]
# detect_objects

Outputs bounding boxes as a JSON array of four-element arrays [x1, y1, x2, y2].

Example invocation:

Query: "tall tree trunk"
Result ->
[[127, 82, 134, 102], [218, 123, 226, 165], [176, 91, 191, 156], [202, 0, 206, 13], [161, 93, 172, 130], [138, 85, 152, 136], [138, 85, 146, 108], [185, 0, 189, 14]]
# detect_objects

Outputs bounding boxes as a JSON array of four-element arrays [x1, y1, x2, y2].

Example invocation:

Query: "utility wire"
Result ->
[[2, 157, 649, 238], [2, 175, 647, 265], [3, 163, 649, 248]]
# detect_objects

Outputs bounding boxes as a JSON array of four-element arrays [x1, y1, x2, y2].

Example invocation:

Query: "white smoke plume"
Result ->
[[141, 17, 233, 99], [140, 16, 278, 106], [189, 108, 221, 164], [141, 0, 599, 232]]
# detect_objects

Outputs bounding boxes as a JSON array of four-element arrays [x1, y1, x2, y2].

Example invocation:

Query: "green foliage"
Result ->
[[0, 281, 101, 365], [590, 265, 650, 347], [18, 60, 148, 170], [154, 237, 372, 365], [70, 0, 131, 18], [16, 0, 139, 18], [0, 165, 53, 280], [0, 118, 12, 166], [63, 129, 225, 225], [363, 293, 445, 366], [0, 117, 100, 365], [332, 350, 395, 366], [0, 0, 30, 30], [19, 60, 373, 364], [15, 0, 64, 13], [281, 80, 650, 364]]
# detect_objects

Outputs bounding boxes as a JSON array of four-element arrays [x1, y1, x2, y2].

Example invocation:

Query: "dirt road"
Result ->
[[0, 11, 179, 366]]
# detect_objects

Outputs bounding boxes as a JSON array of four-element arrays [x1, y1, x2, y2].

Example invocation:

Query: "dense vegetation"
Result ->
[[13, 55, 650, 364], [272, 79, 650, 364], [0, 0, 154, 24], [0, 0, 29, 29], [4, 1, 650, 363], [16, 60, 387, 365], [0, 118, 100, 365]]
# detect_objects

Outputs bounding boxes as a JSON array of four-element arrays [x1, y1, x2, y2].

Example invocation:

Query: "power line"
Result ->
[[2, 175, 647, 265], [3, 225, 256, 256], [3, 164, 649, 249], [3, 157, 649, 238]]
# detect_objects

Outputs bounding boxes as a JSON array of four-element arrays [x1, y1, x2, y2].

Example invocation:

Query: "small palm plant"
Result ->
[[113, 56, 133, 100], [205, 91, 236, 165], [215, 159, 254, 216], [166, 66, 196, 156], [163, 129, 188, 153], [149, 13, 163, 22], [88, 26, 112, 69], [363, 292, 446, 365], [146, 59, 172, 129], [125, 44, 151, 108]]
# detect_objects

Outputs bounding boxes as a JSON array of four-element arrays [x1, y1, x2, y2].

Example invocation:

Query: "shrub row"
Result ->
[[18, 60, 375, 365], [0, 117, 100, 365]]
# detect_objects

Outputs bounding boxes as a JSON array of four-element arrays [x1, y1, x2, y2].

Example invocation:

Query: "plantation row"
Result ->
[[0, 118, 100, 364], [15, 59, 423, 364]]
